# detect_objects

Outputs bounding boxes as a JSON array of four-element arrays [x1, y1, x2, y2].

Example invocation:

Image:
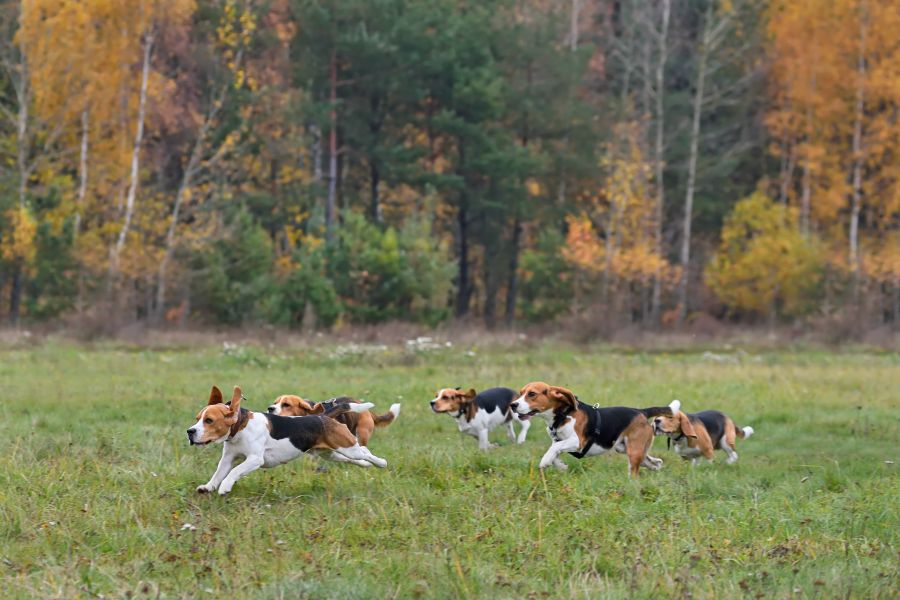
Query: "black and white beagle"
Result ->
[[186, 386, 387, 496], [430, 387, 531, 449], [510, 381, 672, 476], [652, 400, 755, 464]]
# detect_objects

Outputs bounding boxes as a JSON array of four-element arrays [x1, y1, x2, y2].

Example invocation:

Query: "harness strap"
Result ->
[[569, 403, 601, 459]]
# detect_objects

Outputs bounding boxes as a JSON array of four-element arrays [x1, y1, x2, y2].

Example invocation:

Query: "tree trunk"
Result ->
[[849, 6, 867, 303], [110, 30, 154, 279], [505, 217, 522, 327], [650, 0, 670, 323], [75, 108, 89, 237], [370, 158, 381, 224], [455, 205, 470, 318], [326, 48, 338, 245], [8, 266, 22, 325], [677, 4, 710, 325]]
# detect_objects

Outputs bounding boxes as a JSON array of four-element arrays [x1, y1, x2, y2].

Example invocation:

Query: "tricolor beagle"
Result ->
[[430, 387, 531, 450], [267, 395, 400, 447], [510, 381, 672, 476], [652, 400, 754, 465], [187, 385, 387, 496]]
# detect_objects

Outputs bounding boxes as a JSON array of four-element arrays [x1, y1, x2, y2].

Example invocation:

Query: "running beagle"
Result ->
[[267, 395, 400, 447], [430, 387, 531, 449], [652, 400, 754, 464], [186, 385, 387, 496], [510, 381, 672, 476]]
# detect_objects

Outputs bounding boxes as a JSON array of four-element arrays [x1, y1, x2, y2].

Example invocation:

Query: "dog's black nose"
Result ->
[[430, 400, 436, 406], [267, 406, 275, 413], [510, 402, 519, 410], [187, 428, 195, 435]]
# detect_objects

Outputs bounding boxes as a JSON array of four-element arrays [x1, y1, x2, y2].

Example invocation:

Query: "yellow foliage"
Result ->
[[705, 192, 823, 317], [2, 206, 37, 270]]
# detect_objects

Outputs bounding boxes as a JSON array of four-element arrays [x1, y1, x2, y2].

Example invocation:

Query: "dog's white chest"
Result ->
[[262, 438, 304, 467]]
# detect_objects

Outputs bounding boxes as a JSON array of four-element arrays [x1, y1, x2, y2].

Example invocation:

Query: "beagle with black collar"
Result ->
[[186, 386, 387, 496], [510, 381, 672, 476], [652, 400, 754, 465], [430, 387, 531, 449], [267, 395, 400, 448]]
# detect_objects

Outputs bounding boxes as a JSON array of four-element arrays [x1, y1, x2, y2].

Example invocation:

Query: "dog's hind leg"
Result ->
[[333, 443, 387, 468], [506, 420, 517, 443]]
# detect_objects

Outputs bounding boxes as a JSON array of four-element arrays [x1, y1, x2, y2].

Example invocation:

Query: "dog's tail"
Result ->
[[373, 403, 401, 428], [638, 406, 674, 419], [736, 425, 754, 439]]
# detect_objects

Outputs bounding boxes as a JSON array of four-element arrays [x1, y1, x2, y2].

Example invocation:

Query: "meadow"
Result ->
[[0, 340, 897, 599]]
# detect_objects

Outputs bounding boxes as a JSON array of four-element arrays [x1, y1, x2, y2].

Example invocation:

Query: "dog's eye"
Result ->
[[528, 391, 536, 397], [204, 418, 213, 424]]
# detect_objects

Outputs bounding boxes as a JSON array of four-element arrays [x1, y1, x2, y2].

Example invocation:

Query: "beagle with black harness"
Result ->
[[510, 381, 672, 476], [186, 386, 387, 496]]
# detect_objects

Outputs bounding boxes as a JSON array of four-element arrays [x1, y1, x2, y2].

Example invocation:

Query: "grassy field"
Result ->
[[0, 341, 897, 599]]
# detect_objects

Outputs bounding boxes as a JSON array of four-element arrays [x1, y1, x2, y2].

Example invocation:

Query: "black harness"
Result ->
[[551, 401, 605, 460]]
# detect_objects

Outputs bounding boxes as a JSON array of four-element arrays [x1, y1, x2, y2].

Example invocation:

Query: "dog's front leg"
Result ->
[[539, 438, 579, 470], [477, 429, 497, 450], [516, 418, 531, 444], [217, 454, 264, 496], [197, 447, 237, 493]]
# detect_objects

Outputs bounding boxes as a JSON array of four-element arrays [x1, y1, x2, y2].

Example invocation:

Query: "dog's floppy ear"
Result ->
[[549, 386, 577, 408], [308, 401, 325, 414], [462, 388, 477, 400], [678, 412, 698, 439], [208, 385, 224, 405]]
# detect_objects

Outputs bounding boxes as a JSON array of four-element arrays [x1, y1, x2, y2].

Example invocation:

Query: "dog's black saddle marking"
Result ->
[[264, 413, 325, 452], [692, 410, 727, 445], [475, 387, 517, 421]]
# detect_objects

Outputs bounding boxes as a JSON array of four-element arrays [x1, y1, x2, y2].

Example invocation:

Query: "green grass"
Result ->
[[0, 342, 897, 599]]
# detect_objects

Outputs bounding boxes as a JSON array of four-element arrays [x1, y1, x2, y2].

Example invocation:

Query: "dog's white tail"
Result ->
[[389, 403, 401, 418], [742, 426, 755, 438], [668, 399, 681, 415], [350, 402, 375, 413]]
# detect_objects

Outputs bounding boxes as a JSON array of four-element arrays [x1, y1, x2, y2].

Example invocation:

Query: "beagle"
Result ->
[[430, 387, 531, 450], [187, 385, 387, 496], [267, 395, 400, 448], [510, 381, 672, 476], [652, 400, 754, 464]]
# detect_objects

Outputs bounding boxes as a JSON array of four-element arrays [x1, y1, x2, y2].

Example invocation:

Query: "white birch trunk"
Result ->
[[677, 4, 711, 325], [110, 30, 154, 278], [75, 108, 89, 237], [849, 7, 867, 300], [651, 0, 670, 322]]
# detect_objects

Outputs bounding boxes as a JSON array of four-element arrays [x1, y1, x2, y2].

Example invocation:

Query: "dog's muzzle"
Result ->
[[267, 405, 277, 413], [187, 428, 204, 445]]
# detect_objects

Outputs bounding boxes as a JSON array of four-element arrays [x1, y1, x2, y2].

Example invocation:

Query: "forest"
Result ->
[[1, 0, 898, 333]]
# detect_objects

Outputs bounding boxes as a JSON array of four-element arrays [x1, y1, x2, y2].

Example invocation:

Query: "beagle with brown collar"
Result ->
[[430, 387, 531, 449], [186, 386, 387, 496], [652, 400, 754, 465], [510, 381, 672, 476], [267, 395, 400, 448]]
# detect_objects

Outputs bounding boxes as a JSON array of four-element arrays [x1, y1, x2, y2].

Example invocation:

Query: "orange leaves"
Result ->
[[563, 121, 674, 288]]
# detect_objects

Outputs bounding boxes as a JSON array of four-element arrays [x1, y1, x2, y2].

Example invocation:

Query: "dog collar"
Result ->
[[227, 396, 250, 441]]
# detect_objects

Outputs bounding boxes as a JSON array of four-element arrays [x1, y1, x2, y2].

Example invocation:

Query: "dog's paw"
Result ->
[[196, 484, 214, 494]]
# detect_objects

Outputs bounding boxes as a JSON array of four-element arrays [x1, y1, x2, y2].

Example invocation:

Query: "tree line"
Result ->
[[1, 0, 898, 331]]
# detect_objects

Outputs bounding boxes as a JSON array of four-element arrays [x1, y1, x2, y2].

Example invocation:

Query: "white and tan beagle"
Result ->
[[652, 400, 754, 465], [186, 385, 387, 496], [430, 387, 531, 450], [267, 395, 400, 448], [510, 381, 672, 476]]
